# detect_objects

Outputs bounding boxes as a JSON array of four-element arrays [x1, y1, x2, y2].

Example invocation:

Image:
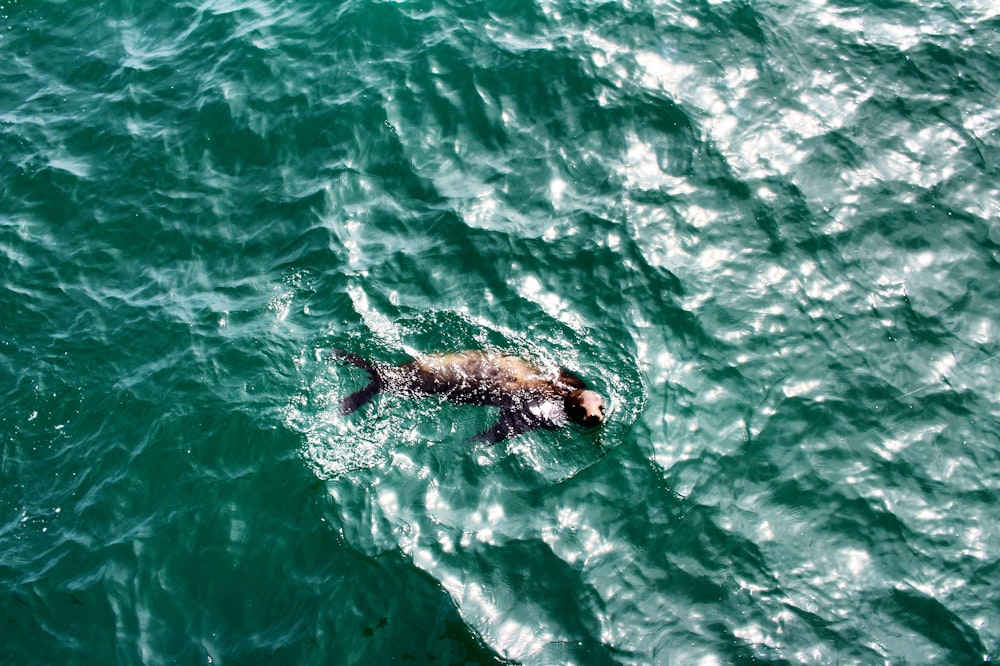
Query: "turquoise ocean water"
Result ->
[[2, 0, 999, 663]]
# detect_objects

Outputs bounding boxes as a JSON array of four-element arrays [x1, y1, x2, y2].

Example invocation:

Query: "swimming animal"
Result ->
[[333, 349, 606, 443]]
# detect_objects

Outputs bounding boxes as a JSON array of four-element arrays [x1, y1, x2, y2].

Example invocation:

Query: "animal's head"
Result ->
[[565, 389, 606, 428]]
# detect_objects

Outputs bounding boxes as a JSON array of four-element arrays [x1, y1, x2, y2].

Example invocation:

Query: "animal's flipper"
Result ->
[[341, 380, 383, 414], [331, 349, 384, 414], [473, 405, 558, 445]]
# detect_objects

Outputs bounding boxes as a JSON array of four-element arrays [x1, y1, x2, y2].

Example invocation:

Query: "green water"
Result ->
[[2, 0, 999, 663]]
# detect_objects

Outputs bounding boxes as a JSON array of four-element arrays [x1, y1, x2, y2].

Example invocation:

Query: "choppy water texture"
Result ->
[[3, 0, 1000, 663]]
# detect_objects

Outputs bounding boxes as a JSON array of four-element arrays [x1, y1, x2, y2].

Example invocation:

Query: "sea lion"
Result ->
[[333, 349, 606, 443]]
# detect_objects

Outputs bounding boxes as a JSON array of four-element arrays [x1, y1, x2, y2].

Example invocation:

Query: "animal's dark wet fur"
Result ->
[[333, 349, 606, 443]]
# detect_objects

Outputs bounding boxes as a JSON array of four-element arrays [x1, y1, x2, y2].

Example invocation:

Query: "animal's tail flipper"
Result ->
[[331, 349, 383, 414], [341, 380, 383, 414]]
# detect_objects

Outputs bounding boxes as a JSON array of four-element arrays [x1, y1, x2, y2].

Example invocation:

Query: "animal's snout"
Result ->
[[567, 389, 606, 428]]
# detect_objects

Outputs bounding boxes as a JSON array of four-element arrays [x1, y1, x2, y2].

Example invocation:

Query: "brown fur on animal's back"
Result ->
[[402, 351, 574, 405]]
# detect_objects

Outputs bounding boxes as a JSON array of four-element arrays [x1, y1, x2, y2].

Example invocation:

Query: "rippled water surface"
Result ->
[[3, 0, 999, 663]]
